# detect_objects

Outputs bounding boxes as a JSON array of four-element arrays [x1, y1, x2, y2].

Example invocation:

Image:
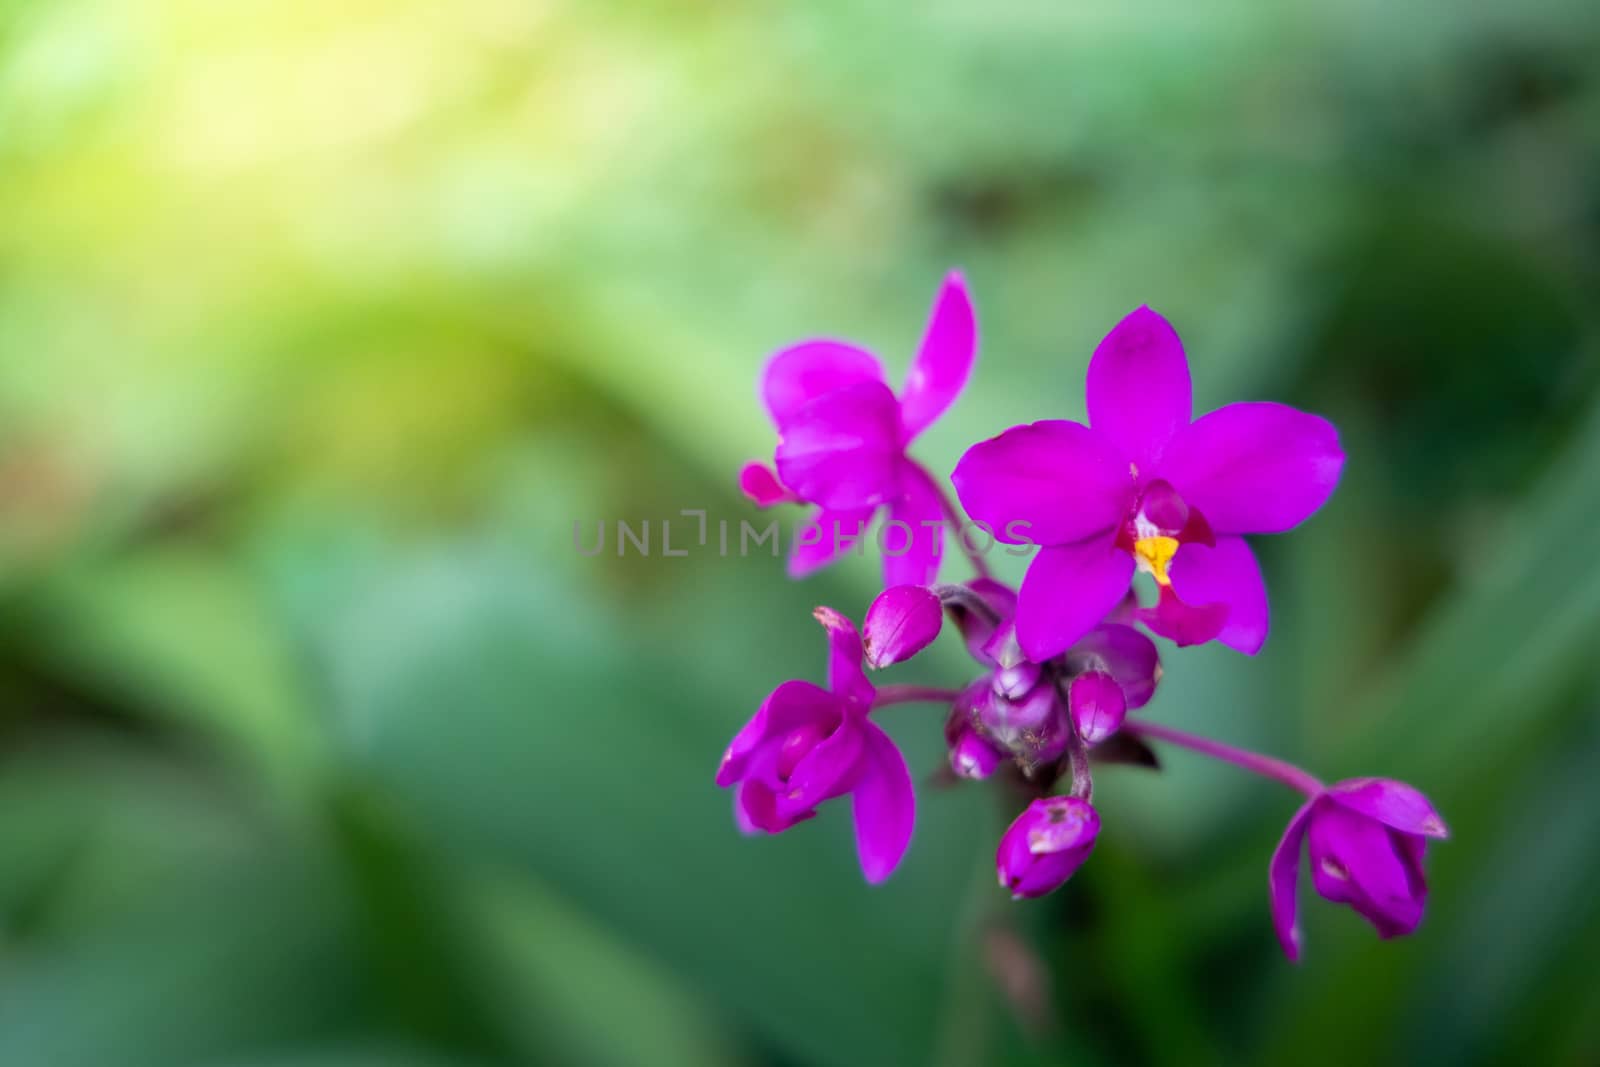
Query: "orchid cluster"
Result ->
[[719, 274, 1447, 961]]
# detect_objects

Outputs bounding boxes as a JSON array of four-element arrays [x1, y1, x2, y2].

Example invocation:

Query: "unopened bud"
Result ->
[[862, 585, 943, 669]]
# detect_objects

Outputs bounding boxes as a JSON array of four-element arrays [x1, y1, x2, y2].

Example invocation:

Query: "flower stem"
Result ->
[[873, 685, 962, 709], [1051, 677, 1094, 801], [1121, 720, 1324, 796], [917, 461, 993, 581]]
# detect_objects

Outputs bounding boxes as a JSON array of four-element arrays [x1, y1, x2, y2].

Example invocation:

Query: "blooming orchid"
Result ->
[[740, 273, 977, 587], [953, 306, 1345, 662], [1271, 778, 1449, 960], [718, 273, 1444, 967], [715, 607, 916, 883]]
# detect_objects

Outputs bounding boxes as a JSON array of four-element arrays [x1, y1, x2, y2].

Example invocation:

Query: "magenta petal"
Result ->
[[852, 723, 915, 884], [775, 381, 903, 511], [1307, 801, 1425, 938], [781, 718, 867, 812], [787, 506, 875, 579], [739, 462, 795, 507], [1327, 778, 1449, 839], [1015, 538, 1135, 662], [813, 607, 874, 708], [1139, 585, 1230, 648], [1157, 401, 1345, 535], [1169, 535, 1270, 655], [716, 680, 835, 787], [952, 420, 1135, 547], [762, 340, 885, 426], [1270, 801, 1315, 962], [738, 778, 814, 834], [882, 461, 946, 588], [899, 271, 977, 440], [1086, 306, 1192, 473]]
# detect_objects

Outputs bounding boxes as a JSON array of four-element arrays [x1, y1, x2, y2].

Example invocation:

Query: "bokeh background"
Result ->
[[3, 1, 1599, 1065]]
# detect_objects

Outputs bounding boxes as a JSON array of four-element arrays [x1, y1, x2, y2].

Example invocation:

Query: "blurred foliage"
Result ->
[[2, 1, 1599, 1065]]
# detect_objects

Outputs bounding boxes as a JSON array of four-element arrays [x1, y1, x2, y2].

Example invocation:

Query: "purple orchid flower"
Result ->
[[1269, 778, 1449, 961], [997, 796, 1101, 899], [716, 607, 916, 884], [740, 273, 977, 587], [952, 306, 1345, 662]]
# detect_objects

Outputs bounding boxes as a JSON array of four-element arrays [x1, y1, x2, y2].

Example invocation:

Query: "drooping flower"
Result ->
[[740, 273, 977, 587], [952, 306, 1345, 661], [716, 607, 916, 884], [997, 796, 1101, 899], [1269, 778, 1449, 961]]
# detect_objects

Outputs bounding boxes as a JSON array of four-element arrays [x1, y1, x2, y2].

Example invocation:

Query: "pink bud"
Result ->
[[997, 796, 1101, 899], [862, 585, 943, 669], [948, 723, 1005, 780], [1068, 670, 1126, 745]]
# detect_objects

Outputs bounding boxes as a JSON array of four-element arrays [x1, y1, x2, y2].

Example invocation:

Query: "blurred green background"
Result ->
[[2, 1, 1599, 1065]]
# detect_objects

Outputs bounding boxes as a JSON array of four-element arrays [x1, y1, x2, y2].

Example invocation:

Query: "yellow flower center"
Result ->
[[1132, 535, 1179, 586]]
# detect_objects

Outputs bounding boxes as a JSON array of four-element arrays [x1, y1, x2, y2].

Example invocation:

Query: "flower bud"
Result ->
[[992, 661, 1041, 700], [1068, 670, 1126, 745], [862, 584, 943, 669], [997, 796, 1101, 899], [947, 720, 1005, 780], [976, 678, 1067, 769]]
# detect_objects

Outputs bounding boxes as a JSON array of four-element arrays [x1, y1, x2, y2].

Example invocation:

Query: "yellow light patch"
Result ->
[[1133, 535, 1179, 586]]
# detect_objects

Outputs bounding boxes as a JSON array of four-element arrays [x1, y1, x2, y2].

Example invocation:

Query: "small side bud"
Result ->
[[1068, 670, 1126, 745], [993, 661, 1040, 701], [862, 585, 943, 669], [997, 797, 1101, 899], [947, 719, 1005, 780]]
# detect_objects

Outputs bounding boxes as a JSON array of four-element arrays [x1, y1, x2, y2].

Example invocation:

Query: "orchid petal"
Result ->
[[716, 680, 836, 787], [813, 607, 873, 708], [1086, 306, 1192, 473], [1270, 800, 1315, 962], [899, 272, 977, 440], [952, 420, 1135, 547], [737, 778, 814, 834], [1169, 535, 1270, 655], [775, 381, 903, 511], [762, 340, 885, 426], [1139, 584, 1230, 648], [1327, 778, 1449, 839], [1307, 801, 1425, 938], [780, 718, 867, 813], [1157, 401, 1345, 535], [1015, 538, 1136, 662], [852, 723, 915, 884], [882, 461, 945, 588], [739, 462, 795, 507], [787, 506, 874, 580]]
